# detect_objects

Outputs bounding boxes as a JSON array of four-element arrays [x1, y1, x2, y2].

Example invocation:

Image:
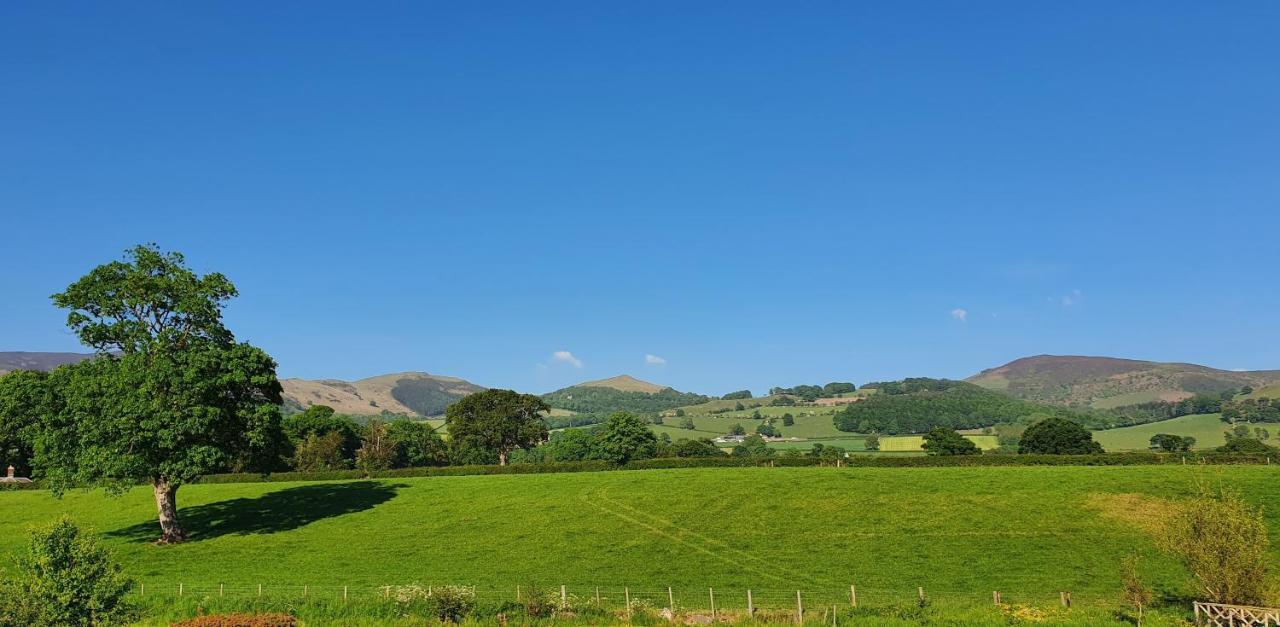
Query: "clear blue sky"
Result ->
[[2, 2, 1278, 395]]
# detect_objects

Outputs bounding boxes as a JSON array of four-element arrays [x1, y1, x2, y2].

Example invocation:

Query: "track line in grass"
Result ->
[[586, 487, 833, 587], [577, 487, 796, 585]]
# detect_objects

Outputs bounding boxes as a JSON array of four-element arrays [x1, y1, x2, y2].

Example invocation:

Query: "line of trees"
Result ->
[[767, 382, 857, 402]]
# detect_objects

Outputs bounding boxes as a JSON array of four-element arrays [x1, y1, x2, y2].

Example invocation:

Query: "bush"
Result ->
[[921, 427, 980, 456], [172, 613, 297, 627], [1158, 486, 1271, 605], [1218, 438, 1276, 454], [429, 585, 477, 622], [0, 517, 134, 627]]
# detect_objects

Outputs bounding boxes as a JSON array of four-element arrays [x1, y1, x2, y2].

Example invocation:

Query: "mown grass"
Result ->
[[2, 466, 1278, 624]]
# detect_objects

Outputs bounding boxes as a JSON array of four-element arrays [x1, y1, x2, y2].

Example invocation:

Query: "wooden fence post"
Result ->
[[625, 587, 632, 617], [259, 584, 263, 598], [1065, 591, 1072, 608], [850, 584, 857, 608], [304, 585, 308, 598], [220, 583, 224, 597], [748, 589, 754, 617], [179, 582, 183, 596], [140, 583, 145, 597], [709, 587, 716, 621], [917, 587, 925, 604], [344, 586, 348, 601], [516, 585, 521, 601], [796, 590, 804, 624], [668, 586, 675, 612], [595, 586, 601, 605], [561, 585, 567, 608], [993, 591, 1000, 605]]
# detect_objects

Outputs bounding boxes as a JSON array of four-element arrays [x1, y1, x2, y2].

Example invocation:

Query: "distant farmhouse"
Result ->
[[1, 465, 32, 484]]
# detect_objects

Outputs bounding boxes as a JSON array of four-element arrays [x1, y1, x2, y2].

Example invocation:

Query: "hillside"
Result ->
[[281, 372, 484, 417], [968, 355, 1280, 408], [542, 376, 709, 415], [0, 351, 95, 375], [835, 378, 1102, 434], [577, 374, 668, 394]]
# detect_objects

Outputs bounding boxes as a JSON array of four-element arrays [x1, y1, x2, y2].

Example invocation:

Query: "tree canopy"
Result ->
[[445, 389, 549, 465], [38, 245, 285, 543], [921, 427, 980, 456], [1018, 417, 1104, 455]]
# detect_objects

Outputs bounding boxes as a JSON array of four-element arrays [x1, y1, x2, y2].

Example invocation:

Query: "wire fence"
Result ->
[[133, 582, 1110, 614]]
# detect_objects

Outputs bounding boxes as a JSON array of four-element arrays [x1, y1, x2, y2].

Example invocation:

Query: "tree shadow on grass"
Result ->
[[108, 481, 405, 543]]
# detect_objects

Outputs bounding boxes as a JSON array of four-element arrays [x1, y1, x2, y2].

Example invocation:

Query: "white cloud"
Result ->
[[1061, 289, 1083, 307], [951, 308, 968, 323], [645, 354, 667, 366], [552, 350, 583, 368]]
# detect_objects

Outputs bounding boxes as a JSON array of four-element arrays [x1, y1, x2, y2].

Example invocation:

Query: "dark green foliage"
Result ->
[[1217, 438, 1277, 454], [823, 382, 857, 395], [770, 395, 796, 406], [734, 402, 745, 411], [445, 389, 548, 466], [540, 386, 708, 415], [291, 431, 348, 471], [679, 416, 696, 430], [667, 438, 724, 457], [782, 413, 795, 426], [0, 370, 54, 477], [385, 420, 449, 467], [674, 408, 685, 417], [1019, 417, 1105, 454], [834, 379, 1097, 435], [542, 413, 607, 430], [1149, 433, 1195, 452], [729, 423, 746, 436], [592, 412, 658, 464], [0, 517, 134, 627], [756, 422, 779, 437], [721, 390, 753, 400], [921, 427, 980, 456], [354, 419, 396, 474], [388, 377, 476, 417], [1111, 395, 1224, 424], [1222, 397, 1280, 423], [769, 384, 824, 401], [282, 405, 362, 460], [731, 434, 772, 457], [864, 434, 880, 451]]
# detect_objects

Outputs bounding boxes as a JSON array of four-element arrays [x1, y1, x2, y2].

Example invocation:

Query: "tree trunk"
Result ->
[[498, 450, 509, 466], [153, 479, 187, 544]]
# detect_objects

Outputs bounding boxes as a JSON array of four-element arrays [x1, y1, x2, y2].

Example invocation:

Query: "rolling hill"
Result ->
[[542, 375, 709, 415], [280, 372, 485, 417], [968, 355, 1280, 408], [0, 351, 95, 375]]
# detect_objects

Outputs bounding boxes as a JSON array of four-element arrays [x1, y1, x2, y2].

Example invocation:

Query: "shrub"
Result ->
[[429, 585, 477, 622], [1158, 486, 1271, 605], [1217, 438, 1276, 454], [0, 517, 134, 627], [172, 613, 297, 627]]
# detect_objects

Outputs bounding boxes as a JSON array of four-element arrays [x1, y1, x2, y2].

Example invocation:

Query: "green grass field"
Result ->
[[879, 435, 999, 452], [4, 466, 1278, 625], [1090, 413, 1269, 451]]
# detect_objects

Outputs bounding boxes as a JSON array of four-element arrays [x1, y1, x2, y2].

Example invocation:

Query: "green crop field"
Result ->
[[3, 466, 1278, 625], [879, 435, 999, 452], [1090, 413, 1267, 451]]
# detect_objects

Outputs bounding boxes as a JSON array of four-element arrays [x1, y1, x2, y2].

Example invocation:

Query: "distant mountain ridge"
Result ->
[[281, 372, 485, 417], [575, 374, 669, 394], [0, 351, 95, 375], [968, 355, 1280, 408]]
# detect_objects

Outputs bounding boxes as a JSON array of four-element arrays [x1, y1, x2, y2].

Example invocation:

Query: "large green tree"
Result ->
[[445, 389, 548, 465], [39, 245, 285, 543], [0, 370, 56, 477], [1018, 417, 1104, 455], [920, 427, 980, 456], [593, 411, 658, 464]]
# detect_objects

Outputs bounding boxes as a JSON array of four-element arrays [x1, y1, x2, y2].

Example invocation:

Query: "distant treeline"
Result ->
[[1223, 397, 1280, 423], [541, 386, 709, 415], [833, 379, 1093, 435], [764, 382, 856, 401]]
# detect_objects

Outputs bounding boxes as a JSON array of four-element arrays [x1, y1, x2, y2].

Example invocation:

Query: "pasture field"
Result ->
[[763, 436, 870, 451], [653, 411, 847, 439], [1091, 413, 1256, 451], [3, 465, 1278, 598], [879, 435, 999, 451]]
